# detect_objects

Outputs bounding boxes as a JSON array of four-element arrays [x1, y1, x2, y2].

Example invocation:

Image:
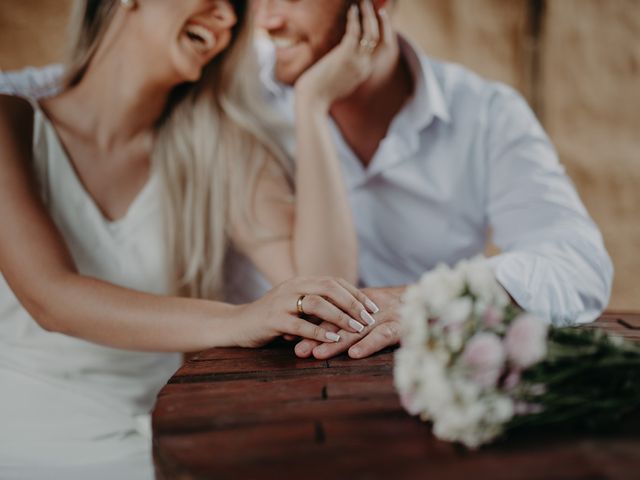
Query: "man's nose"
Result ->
[[254, 0, 286, 31]]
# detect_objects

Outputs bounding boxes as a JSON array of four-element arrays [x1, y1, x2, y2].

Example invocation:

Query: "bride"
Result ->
[[0, 0, 378, 477]]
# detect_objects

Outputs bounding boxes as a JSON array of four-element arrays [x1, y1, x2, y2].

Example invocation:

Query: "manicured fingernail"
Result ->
[[361, 309, 376, 326], [315, 345, 329, 356], [349, 318, 365, 332], [350, 347, 362, 358], [365, 299, 380, 314], [297, 344, 310, 355], [325, 332, 341, 343]]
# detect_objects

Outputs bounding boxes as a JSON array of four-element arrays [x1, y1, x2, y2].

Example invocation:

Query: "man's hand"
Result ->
[[294, 0, 389, 108], [294, 286, 405, 360]]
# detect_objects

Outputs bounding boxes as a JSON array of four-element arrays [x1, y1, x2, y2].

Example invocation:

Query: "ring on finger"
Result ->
[[359, 38, 377, 53], [296, 295, 307, 317]]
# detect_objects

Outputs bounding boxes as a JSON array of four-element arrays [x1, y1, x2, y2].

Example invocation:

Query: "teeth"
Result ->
[[184, 24, 215, 53], [271, 37, 298, 49]]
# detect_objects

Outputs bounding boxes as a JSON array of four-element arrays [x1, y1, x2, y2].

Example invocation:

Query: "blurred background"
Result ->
[[1, 0, 638, 310]]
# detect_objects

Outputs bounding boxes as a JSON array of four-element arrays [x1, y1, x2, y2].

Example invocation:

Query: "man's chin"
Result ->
[[273, 63, 306, 87]]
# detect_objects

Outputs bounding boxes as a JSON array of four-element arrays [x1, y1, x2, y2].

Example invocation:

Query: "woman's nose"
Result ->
[[209, 0, 238, 30]]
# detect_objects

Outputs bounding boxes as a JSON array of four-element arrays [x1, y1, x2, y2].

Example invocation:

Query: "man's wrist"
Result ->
[[294, 81, 331, 113]]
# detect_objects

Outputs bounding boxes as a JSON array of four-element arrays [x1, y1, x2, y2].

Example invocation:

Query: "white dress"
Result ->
[[0, 101, 183, 479]]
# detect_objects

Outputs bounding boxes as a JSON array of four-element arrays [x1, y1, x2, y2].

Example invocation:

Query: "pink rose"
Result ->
[[505, 314, 549, 369], [461, 332, 506, 387], [503, 370, 521, 390], [483, 304, 504, 328], [514, 402, 544, 415]]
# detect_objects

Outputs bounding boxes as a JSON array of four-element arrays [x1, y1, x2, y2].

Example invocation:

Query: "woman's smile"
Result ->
[[183, 22, 217, 56]]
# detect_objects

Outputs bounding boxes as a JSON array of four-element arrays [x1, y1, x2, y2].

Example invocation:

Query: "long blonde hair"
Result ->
[[65, 0, 291, 300]]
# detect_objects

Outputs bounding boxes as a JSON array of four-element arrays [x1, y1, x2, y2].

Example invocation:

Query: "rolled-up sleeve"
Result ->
[[485, 86, 613, 326], [0, 64, 64, 98]]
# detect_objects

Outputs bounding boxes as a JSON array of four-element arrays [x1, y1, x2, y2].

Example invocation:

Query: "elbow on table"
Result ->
[[552, 249, 614, 327], [495, 245, 614, 327]]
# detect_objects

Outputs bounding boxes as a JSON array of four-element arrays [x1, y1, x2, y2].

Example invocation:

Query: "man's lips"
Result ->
[[269, 35, 301, 50]]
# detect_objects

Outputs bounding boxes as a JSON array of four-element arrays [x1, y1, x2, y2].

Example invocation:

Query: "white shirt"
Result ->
[[0, 40, 613, 326], [255, 36, 613, 326]]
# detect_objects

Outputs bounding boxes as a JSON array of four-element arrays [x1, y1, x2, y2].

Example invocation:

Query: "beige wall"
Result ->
[[1, 0, 638, 310], [0, 0, 73, 69]]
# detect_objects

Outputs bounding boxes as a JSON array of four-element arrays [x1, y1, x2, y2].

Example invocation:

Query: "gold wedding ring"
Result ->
[[359, 38, 377, 54], [296, 295, 307, 316]]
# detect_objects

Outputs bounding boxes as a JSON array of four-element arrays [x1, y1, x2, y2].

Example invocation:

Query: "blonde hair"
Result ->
[[65, 0, 291, 300]]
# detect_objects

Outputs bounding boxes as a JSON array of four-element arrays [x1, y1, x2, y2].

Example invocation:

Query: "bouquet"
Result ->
[[394, 256, 640, 448]]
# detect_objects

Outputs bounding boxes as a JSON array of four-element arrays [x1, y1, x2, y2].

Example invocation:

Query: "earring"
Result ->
[[121, 0, 137, 9]]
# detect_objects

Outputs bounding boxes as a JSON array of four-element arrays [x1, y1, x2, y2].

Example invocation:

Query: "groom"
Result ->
[[250, 0, 612, 359]]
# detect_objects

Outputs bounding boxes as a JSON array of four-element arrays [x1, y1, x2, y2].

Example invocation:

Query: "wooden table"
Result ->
[[152, 312, 640, 479]]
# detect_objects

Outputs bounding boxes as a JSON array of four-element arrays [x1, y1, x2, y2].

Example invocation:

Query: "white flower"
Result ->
[[417, 263, 465, 316], [463, 256, 511, 308], [414, 355, 452, 414], [505, 313, 549, 369], [440, 296, 473, 351], [440, 296, 473, 326], [399, 303, 429, 346], [393, 347, 422, 393], [487, 394, 515, 424]]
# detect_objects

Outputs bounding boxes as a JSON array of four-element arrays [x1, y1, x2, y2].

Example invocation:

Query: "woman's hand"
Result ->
[[295, 0, 382, 109], [230, 277, 379, 348]]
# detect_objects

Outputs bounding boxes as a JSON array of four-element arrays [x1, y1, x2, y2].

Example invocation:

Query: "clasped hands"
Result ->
[[294, 286, 405, 360]]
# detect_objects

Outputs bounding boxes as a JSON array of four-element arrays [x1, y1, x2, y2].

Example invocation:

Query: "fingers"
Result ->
[[299, 294, 367, 334], [286, 316, 342, 344], [312, 327, 360, 359], [378, 6, 394, 47], [295, 338, 321, 358], [295, 322, 335, 358], [299, 278, 375, 329], [335, 278, 379, 314], [344, 3, 362, 47], [348, 321, 401, 359], [359, 0, 380, 54]]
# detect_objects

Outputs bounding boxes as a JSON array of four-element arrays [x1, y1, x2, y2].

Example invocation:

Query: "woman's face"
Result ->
[[132, 0, 238, 83]]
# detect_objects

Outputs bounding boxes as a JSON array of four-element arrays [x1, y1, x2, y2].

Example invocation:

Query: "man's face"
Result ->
[[254, 0, 350, 85]]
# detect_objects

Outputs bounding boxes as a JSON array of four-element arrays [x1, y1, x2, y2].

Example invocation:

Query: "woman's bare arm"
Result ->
[[0, 96, 369, 352]]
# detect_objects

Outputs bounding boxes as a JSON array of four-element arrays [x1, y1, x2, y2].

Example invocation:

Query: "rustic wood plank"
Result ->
[[171, 356, 327, 381], [188, 344, 299, 361], [598, 312, 640, 330], [154, 425, 624, 480], [326, 350, 394, 369], [154, 394, 402, 434]]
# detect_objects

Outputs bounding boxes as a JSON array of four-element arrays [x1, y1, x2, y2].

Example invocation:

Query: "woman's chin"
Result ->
[[171, 59, 204, 84]]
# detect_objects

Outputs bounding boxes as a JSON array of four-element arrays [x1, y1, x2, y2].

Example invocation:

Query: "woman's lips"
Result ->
[[183, 23, 216, 54]]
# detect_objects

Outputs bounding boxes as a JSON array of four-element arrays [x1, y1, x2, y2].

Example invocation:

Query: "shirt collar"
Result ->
[[362, 36, 451, 178], [395, 34, 451, 134]]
